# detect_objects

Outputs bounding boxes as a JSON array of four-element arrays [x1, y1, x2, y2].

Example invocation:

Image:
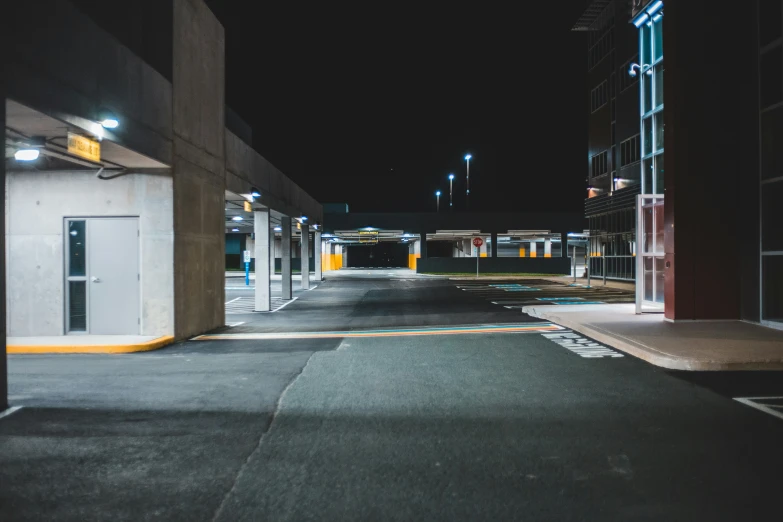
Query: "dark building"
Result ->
[[573, 0, 781, 328], [574, 0, 643, 282]]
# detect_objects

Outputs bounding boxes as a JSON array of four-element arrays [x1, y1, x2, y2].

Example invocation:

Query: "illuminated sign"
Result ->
[[67, 132, 101, 163]]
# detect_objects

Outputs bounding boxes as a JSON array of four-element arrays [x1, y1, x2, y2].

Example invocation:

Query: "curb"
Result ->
[[7, 335, 175, 355], [521, 307, 783, 371]]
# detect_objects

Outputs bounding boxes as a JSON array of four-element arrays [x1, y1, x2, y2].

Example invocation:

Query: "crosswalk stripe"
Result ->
[[226, 297, 292, 314]]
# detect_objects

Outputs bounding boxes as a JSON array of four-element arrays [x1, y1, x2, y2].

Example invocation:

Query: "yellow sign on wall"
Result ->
[[243, 201, 252, 212], [67, 132, 101, 163]]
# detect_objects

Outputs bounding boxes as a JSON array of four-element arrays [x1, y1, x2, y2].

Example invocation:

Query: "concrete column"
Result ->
[[301, 224, 310, 290], [545, 239, 552, 258], [253, 210, 271, 312], [530, 241, 537, 258], [281, 217, 292, 299], [269, 230, 275, 278], [561, 232, 569, 258], [0, 78, 6, 410], [420, 234, 428, 259], [314, 231, 322, 281], [490, 232, 498, 257], [464, 239, 472, 257]]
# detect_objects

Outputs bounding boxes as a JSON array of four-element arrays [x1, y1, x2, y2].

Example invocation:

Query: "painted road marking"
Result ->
[[538, 297, 585, 301], [193, 323, 564, 341], [226, 297, 294, 314], [541, 331, 624, 358], [734, 397, 783, 421]]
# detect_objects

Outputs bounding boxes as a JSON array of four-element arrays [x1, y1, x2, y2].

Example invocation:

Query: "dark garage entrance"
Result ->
[[346, 243, 409, 268]]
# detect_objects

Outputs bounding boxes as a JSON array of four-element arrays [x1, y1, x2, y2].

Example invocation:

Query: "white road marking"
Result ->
[[226, 297, 242, 304], [226, 322, 245, 327], [734, 397, 783, 421], [0, 406, 23, 420], [271, 297, 299, 312], [541, 331, 624, 358]]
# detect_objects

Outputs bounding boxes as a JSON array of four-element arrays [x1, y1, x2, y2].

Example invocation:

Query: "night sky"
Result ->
[[205, 1, 588, 213]]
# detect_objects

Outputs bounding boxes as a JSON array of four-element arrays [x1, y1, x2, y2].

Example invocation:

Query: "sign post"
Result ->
[[472, 237, 484, 278], [244, 250, 251, 286]]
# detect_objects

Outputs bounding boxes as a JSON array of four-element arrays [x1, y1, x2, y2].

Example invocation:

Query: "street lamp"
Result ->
[[464, 154, 472, 209], [448, 173, 455, 209], [435, 190, 441, 212]]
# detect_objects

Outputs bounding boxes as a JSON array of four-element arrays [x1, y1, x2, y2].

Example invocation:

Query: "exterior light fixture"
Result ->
[[232, 228, 239, 232], [232, 216, 243, 221], [250, 187, 261, 198], [436, 190, 441, 196], [98, 108, 120, 129], [14, 149, 40, 161], [448, 174, 455, 181], [300, 216, 308, 222], [464, 154, 472, 160]]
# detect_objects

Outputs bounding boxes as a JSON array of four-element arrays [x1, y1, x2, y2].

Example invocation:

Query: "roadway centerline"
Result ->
[[192, 322, 564, 341]]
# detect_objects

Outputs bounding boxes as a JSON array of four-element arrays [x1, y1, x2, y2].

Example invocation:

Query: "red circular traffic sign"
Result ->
[[472, 237, 484, 247]]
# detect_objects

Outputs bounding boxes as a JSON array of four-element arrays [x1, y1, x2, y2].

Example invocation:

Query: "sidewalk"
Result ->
[[522, 303, 783, 371]]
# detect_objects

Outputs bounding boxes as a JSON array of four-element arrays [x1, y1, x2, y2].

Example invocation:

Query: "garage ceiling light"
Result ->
[[232, 216, 243, 221], [14, 149, 40, 161]]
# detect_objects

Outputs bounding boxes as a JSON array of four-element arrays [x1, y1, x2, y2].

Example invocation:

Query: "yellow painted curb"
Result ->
[[7, 335, 175, 354]]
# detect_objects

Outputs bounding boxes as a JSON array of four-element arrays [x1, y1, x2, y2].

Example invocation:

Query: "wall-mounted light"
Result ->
[[14, 149, 40, 161], [250, 187, 261, 199], [98, 108, 120, 129]]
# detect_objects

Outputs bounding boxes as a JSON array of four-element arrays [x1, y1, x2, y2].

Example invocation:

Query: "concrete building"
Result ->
[[573, 0, 781, 326], [1, 0, 322, 408]]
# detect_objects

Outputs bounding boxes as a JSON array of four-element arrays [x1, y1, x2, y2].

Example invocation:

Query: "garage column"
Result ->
[[545, 239, 552, 258], [281, 217, 293, 300], [270, 230, 275, 278], [0, 81, 6, 410], [561, 232, 569, 258], [420, 233, 428, 259], [301, 224, 310, 290], [314, 231, 322, 281], [530, 241, 536, 258], [464, 239, 472, 257], [490, 232, 498, 258], [253, 210, 271, 312]]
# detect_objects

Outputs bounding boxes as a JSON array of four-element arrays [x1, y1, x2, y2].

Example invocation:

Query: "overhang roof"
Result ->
[[571, 0, 612, 31]]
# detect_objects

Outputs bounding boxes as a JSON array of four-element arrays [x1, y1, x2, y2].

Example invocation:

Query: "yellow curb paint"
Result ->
[[7, 335, 175, 355]]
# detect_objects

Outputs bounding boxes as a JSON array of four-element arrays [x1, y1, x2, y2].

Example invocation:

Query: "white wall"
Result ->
[[5, 170, 174, 337]]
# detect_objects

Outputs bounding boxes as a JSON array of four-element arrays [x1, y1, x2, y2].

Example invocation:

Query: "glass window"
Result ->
[[762, 107, 783, 180], [641, 23, 652, 65], [762, 255, 783, 323], [655, 153, 665, 194], [760, 0, 783, 46], [69, 281, 87, 331], [655, 113, 664, 152], [643, 158, 654, 194], [643, 118, 653, 155], [761, 46, 783, 109], [762, 180, 783, 251], [654, 64, 664, 108], [643, 71, 653, 114], [653, 17, 663, 62], [68, 221, 86, 276]]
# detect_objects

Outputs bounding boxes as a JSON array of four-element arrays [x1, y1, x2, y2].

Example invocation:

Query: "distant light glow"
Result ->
[[436, 190, 441, 196], [464, 154, 472, 160], [14, 149, 40, 161], [300, 216, 308, 222], [274, 226, 282, 231], [232, 216, 243, 221], [100, 118, 119, 129], [232, 228, 239, 232], [448, 174, 455, 180], [251, 190, 261, 198]]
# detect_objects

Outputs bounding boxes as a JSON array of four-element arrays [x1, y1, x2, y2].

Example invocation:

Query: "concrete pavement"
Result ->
[[3, 268, 783, 520]]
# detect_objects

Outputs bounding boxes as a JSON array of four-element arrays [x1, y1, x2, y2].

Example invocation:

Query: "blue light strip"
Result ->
[[632, 0, 663, 27]]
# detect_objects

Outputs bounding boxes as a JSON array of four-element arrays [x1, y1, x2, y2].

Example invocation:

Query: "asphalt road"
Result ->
[[3, 269, 783, 521]]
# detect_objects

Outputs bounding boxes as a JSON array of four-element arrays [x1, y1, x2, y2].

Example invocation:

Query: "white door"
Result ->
[[66, 218, 140, 334]]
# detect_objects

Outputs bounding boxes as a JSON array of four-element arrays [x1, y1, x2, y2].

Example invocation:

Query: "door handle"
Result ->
[[91, 277, 101, 283]]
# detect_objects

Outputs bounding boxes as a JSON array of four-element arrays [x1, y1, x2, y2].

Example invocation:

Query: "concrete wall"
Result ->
[[4, 0, 173, 168], [4, 171, 174, 337], [172, 0, 225, 339], [417, 257, 571, 275], [1, 81, 6, 409]]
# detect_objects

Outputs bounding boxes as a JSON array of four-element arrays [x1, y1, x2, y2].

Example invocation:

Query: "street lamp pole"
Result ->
[[436, 190, 441, 212], [464, 154, 472, 209], [448, 173, 455, 209]]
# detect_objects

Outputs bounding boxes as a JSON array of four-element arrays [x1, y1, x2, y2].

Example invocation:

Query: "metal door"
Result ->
[[636, 195, 664, 313], [87, 218, 140, 334]]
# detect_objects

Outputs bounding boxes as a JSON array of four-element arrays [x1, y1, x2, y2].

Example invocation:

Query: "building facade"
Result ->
[[575, 0, 780, 327]]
